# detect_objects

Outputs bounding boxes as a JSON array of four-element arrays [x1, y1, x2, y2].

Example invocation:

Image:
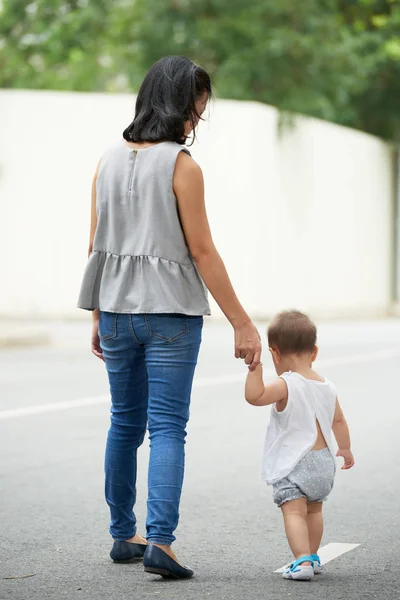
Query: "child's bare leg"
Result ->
[[281, 498, 311, 565], [306, 501, 323, 554]]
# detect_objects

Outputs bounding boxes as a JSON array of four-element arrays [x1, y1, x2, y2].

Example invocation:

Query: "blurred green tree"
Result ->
[[0, 0, 115, 90], [338, 0, 400, 140], [0, 0, 399, 140]]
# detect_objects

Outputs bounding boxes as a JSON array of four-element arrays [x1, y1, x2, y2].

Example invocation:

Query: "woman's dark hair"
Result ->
[[123, 56, 212, 145]]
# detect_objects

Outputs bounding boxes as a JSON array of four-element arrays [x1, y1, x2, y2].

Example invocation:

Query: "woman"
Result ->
[[78, 56, 261, 579]]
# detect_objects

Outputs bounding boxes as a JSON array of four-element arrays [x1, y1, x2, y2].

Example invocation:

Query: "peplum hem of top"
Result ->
[[77, 250, 211, 316]]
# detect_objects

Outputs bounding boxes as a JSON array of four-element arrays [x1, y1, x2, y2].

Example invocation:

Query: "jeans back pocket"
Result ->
[[145, 314, 189, 343], [99, 312, 118, 341]]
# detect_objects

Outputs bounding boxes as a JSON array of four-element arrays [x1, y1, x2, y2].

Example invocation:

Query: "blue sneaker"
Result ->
[[282, 556, 314, 581], [311, 553, 322, 574]]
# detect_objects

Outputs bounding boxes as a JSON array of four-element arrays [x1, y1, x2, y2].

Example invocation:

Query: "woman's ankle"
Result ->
[[152, 543, 179, 563], [124, 533, 147, 545]]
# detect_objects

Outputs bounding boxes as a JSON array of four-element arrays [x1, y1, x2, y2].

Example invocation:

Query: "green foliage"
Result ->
[[338, 0, 400, 140], [0, 0, 115, 90], [1, 0, 399, 140]]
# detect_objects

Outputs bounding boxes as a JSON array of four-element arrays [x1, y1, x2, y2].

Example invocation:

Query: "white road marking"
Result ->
[[1, 347, 399, 421], [0, 395, 110, 420], [274, 542, 360, 573]]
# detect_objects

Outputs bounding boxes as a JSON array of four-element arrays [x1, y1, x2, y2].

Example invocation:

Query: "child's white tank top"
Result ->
[[261, 371, 337, 484]]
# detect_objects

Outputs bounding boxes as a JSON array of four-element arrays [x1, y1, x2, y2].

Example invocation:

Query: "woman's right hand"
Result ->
[[234, 320, 262, 371], [91, 314, 104, 361]]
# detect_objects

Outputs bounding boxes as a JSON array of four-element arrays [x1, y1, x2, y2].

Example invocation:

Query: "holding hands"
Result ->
[[234, 319, 262, 371]]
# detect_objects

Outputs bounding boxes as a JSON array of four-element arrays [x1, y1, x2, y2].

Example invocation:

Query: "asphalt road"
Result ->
[[1, 319, 399, 600]]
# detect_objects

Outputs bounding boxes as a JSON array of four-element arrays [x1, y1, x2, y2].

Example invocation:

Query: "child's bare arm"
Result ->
[[332, 398, 355, 470], [245, 364, 287, 407]]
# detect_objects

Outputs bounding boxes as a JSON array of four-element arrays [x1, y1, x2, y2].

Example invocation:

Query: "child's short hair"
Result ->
[[267, 310, 317, 355]]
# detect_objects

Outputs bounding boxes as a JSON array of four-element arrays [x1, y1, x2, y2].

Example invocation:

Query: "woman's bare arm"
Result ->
[[174, 152, 261, 370], [89, 162, 101, 257], [88, 162, 103, 360]]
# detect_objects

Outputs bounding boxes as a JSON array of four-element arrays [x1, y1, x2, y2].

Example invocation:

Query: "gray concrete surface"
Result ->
[[1, 319, 400, 600]]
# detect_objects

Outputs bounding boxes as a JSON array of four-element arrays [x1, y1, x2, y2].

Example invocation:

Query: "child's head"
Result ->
[[267, 310, 317, 373]]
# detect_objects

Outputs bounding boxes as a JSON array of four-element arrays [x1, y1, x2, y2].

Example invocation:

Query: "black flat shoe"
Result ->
[[143, 544, 194, 579], [110, 540, 147, 563]]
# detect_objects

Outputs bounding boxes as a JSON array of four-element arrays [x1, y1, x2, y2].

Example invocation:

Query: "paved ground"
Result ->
[[1, 319, 400, 600]]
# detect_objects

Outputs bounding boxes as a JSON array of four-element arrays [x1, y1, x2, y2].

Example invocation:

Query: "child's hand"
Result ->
[[336, 449, 355, 470]]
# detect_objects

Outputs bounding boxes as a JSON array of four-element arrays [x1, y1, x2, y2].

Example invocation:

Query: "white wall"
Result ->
[[0, 90, 395, 319]]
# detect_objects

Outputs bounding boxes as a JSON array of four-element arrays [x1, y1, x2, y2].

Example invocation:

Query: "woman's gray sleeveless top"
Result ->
[[77, 141, 210, 316]]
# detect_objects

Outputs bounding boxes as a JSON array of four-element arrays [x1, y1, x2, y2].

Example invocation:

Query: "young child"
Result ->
[[245, 310, 354, 581]]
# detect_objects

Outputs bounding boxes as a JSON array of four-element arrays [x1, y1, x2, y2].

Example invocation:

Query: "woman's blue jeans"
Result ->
[[99, 312, 203, 546]]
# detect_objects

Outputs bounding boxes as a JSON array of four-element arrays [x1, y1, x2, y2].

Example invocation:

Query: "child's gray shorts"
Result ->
[[272, 448, 335, 507]]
